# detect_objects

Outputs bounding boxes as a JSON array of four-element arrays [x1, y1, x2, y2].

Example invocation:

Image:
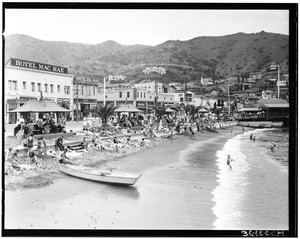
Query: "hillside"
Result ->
[[5, 32, 289, 83]]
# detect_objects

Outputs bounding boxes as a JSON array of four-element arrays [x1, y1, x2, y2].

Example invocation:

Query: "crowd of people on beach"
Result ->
[[5, 110, 238, 176], [13, 115, 66, 145]]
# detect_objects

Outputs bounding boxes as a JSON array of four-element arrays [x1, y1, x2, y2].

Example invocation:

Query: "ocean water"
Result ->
[[212, 128, 289, 230]]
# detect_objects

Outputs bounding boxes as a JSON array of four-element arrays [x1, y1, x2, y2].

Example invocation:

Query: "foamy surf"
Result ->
[[212, 133, 250, 229]]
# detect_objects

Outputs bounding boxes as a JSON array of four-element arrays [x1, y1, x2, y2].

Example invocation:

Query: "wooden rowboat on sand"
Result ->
[[60, 164, 142, 186]]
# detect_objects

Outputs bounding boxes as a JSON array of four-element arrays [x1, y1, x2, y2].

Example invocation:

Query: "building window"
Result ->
[[31, 82, 35, 92], [119, 92, 122, 98], [81, 85, 84, 95], [150, 96, 152, 99], [37, 83, 41, 92], [9, 80, 17, 91], [87, 85, 91, 95], [64, 86, 70, 95], [57, 85, 61, 92], [50, 84, 54, 93], [127, 91, 130, 98], [93, 86, 96, 95], [171, 98, 172, 100], [44, 84, 48, 92], [23, 81, 26, 90], [144, 92, 146, 98]]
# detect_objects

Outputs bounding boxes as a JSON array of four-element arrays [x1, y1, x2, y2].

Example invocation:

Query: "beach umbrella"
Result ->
[[198, 108, 208, 113], [165, 108, 175, 113]]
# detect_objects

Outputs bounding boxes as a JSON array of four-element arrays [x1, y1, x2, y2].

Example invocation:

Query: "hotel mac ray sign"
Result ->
[[10, 58, 68, 74]]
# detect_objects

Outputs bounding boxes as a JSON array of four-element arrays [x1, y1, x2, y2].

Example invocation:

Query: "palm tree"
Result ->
[[94, 103, 116, 125], [185, 105, 201, 121], [153, 104, 170, 121]]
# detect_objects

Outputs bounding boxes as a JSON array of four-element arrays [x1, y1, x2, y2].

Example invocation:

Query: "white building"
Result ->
[[142, 66, 166, 75], [5, 58, 74, 124], [250, 72, 262, 80], [97, 84, 175, 113], [106, 75, 126, 82], [200, 77, 214, 85], [134, 81, 163, 94]]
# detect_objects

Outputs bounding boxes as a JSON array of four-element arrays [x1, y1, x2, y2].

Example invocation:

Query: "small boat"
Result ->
[[60, 164, 142, 186]]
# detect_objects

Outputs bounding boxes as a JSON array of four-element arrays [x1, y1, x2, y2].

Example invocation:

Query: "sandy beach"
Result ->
[[4, 125, 289, 231]]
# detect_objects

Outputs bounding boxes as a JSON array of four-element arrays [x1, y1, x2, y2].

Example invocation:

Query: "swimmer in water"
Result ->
[[227, 154, 235, 170]]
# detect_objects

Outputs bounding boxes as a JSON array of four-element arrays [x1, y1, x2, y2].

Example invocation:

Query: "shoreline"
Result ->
[[6, 124, 288, 230], [5, 125, 244, 229], [213, 128, 288, 230]]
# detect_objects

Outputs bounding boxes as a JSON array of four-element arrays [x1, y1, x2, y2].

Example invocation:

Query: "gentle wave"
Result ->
[[212, 133, 250, 229]]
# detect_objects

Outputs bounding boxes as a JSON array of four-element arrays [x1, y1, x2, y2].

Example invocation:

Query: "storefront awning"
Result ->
[[9, 99, 71, 113], [238, 108, 260, 112]]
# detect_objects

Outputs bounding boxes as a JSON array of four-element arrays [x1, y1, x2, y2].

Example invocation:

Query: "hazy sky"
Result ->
[[4, 8, 289, 46]]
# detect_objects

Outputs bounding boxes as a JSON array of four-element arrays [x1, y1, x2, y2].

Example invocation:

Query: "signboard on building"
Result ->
[[277, 81, 286, 86], [237, 103, 244, 110], [136, 102, 146, 107], [9, 58, 68, 74]]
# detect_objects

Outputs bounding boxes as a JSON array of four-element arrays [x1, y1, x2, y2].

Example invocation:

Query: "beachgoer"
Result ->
[[252, 136, 256, 142], [270, 142, 276, 152], [36, 137, 47, 158], [28, 151, 38, 165], [226, 154, 235, 170], [113, 136, 119, 144], [58, 148, 77, 165], [16, 122, 25, 145], [140, 138, 146, 147], [250, 134, 253, 141], [81, 136, 89, 149], [126, 136, 132, 144], [6, 148, 13, 161], [48, 150, 58, 158], [26, 134, 35, 154], [55, 136, 64, 152], [242, 126, 245, 131], [190, 127, 196, 139]]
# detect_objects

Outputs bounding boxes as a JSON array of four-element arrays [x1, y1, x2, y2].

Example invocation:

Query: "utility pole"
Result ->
[[228, 77, 230, 115], [76, 83, 79, 122], [74, 74, 79, 122], [103, 77, 106, 106], [277, 64, 280, 99]]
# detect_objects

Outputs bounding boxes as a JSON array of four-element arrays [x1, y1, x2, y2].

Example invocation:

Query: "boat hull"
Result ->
[[60, 165, 142, 186]]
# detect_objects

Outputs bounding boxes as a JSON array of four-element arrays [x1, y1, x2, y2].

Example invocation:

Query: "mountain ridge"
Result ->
[[5, 32, 289, 83]]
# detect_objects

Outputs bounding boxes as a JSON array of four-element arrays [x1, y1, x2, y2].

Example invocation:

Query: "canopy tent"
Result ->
[[9, 99, 71, 113], [198, 108, 209, 113], [165, 108, 175, 113], [114, 104, 142, 113]]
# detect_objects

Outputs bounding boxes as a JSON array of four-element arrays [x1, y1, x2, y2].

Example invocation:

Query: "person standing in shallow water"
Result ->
[[227, 155, 235, 170], [270, 142, 276, 152], [250, 134, 253, 141]]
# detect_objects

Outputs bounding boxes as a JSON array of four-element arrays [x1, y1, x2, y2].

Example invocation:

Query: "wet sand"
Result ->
[[5, 126, 279, 230]]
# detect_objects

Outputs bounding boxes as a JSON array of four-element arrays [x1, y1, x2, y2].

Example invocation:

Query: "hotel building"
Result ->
[[4, 58, 74, 124]]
